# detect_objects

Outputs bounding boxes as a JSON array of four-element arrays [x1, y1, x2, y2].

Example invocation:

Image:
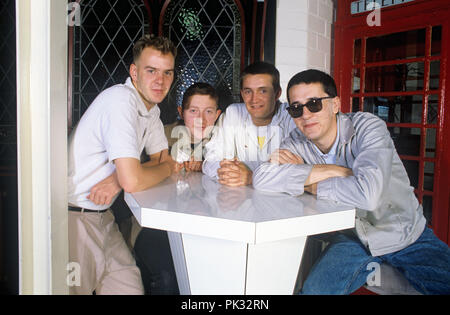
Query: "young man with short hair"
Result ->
[[68, 35, 179, 295], [202, 61, 296, 186], [253, 69, 450, 295]]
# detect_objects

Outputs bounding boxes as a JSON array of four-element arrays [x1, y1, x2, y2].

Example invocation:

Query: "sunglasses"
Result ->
[[287, 96, 334, 118]]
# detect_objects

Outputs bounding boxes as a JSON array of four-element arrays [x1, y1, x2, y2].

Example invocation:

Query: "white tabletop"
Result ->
[[125, 172, 355, 244]]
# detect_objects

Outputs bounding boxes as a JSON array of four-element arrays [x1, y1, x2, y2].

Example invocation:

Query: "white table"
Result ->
[[125, 172, 355, 295]]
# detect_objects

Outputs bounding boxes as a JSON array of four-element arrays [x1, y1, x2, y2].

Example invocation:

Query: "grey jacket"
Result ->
[[253, 112, 426, 256]]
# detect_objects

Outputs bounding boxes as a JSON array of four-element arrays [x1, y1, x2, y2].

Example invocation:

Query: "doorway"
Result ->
[[334, 0, 450, 244]]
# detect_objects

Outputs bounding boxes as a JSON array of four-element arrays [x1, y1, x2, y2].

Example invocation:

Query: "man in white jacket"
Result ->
[[202, 61, 296, 186]]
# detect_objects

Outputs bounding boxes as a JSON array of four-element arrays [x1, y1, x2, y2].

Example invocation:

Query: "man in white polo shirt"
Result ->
[[67, 35, 179, 295]]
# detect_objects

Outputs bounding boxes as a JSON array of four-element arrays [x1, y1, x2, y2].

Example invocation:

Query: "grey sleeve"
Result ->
[[317, 118, 394, 211], [253, 134, 314, 195]]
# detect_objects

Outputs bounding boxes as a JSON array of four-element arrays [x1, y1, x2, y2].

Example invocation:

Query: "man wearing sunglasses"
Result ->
[[253, 69, 450, 294]]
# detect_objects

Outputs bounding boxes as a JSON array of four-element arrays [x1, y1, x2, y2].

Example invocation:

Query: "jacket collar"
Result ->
[[337, 112, 356, 145]]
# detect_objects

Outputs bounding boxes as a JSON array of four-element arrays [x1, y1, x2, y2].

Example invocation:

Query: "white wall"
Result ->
[[275, 0, 335, 102], [275, 0, 335, 290], [16, 0, 68, 294]]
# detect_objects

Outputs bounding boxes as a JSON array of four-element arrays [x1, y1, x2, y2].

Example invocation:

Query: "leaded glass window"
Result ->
[[71, 0, 149, 127], [161, 0, 242, 123], [0, 0, 16, 165]]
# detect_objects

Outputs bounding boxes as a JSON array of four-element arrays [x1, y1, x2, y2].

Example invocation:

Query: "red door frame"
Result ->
[[334, 0, 450, 244]]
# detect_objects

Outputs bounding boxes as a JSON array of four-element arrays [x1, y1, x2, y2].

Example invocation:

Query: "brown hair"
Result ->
[[240, 61, 281, 94], [181, 82, 219, 111], [132, 34, 177, 64]]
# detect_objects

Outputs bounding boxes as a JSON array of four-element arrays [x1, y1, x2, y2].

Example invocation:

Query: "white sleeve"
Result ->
[[145, 116, 169, 155], [202, 112, 237, 179], [101, 93, 141, 162], [253, 135, 314, 195], [202, 114, 225, 179]]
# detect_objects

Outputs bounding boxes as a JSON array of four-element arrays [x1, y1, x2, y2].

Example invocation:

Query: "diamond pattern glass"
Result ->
[[0, 0, 17, 164], [71, 0, 149, 126], [161, 0, 242, 123]]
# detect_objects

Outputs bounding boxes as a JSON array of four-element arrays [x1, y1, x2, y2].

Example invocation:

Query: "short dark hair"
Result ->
[[132, 34, 177, 63], [181, 82, 219, 111], [240, 61, 281, 93], [287, 69, 338, 104]]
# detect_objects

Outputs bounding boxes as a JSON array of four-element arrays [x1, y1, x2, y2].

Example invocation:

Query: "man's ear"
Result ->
[[129, 63, 137, 82], [215, 109, 222, 121], [332, 96, 341, 114], [275, 88, 282, 101]]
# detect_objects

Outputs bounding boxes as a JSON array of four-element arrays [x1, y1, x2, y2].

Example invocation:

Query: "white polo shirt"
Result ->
[[68, 77, 168, 210]]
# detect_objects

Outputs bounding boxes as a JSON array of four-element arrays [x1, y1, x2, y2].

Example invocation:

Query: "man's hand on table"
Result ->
[[304, 183, 317, 195], [183, 157, 203, 172], [163, 154, 184, 175], [155, 149, 183, 175], [217, 158, 252, 187], [269, 149, 304, 165]]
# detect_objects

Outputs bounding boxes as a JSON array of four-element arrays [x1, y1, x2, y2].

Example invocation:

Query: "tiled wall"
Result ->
[[275, 0, 335, 102]]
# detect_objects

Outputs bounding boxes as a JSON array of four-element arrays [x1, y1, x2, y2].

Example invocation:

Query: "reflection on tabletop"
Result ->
[[129, 172, 352, 223]]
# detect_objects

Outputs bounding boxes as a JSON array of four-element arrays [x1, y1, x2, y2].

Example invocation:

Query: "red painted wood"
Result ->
[[334, 0, 450, 244]]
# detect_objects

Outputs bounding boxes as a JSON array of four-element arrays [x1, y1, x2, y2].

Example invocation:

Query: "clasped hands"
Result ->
[[216, 150, 304, 188], [217, 158, 253, 187], [178, 157, 203, 173]]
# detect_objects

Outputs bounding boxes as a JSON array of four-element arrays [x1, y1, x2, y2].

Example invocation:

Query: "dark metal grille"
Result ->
[[161, 0, 242, 123], [71, 0, 149, 126], [0, 0, 17, 165]]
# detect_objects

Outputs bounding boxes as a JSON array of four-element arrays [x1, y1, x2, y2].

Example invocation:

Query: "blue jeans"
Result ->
[[301, 227, 450, 294], [134, 228, 179, 295]]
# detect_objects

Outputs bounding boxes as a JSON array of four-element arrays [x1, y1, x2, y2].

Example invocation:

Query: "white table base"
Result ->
[[168, 232, 306, 295]]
